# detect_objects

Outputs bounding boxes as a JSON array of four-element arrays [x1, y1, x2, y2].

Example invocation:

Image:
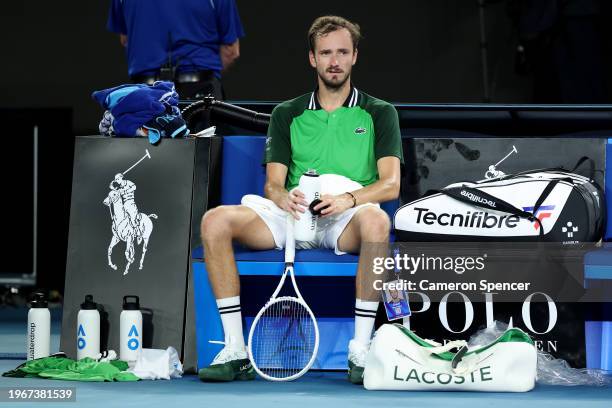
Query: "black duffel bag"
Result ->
[[394, 164, 605, 244]]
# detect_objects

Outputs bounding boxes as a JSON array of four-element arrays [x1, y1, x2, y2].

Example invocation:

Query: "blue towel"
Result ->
[[143, 108, 190, 144], [92, 82, 188, 143]]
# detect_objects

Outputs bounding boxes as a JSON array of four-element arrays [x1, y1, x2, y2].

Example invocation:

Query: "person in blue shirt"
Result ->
[[107, 0, 245, 100]]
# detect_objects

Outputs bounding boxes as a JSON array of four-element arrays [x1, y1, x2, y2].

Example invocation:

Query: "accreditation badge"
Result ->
[[381, 279, 411, 321]]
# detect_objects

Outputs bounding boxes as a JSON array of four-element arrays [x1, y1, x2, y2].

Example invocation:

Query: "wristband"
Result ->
[[346, 191, 357, 208]]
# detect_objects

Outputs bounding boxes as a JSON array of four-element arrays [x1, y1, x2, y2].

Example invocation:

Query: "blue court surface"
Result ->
[[1, 307, 611, 408], [1, 363, 611, 408]]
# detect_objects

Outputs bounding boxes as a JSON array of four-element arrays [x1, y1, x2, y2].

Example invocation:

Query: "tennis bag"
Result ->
[[363, 324, 537, 392], [394, 168, 605, 243]]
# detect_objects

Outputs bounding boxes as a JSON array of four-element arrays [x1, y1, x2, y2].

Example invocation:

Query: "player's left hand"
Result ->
[[312, 193, 354, 218]]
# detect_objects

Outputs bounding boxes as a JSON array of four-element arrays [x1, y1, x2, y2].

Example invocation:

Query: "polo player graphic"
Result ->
[[485, 145, 518, 179], [110, 173, 139, 232], [103, 150, 157, 275]]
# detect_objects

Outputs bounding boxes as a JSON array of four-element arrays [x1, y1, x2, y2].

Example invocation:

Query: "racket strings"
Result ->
[[251, 299, 316, 379]]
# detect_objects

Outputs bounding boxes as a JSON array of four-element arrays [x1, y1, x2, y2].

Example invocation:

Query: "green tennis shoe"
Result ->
[[198, 338, 255, 382], [348, 339, 368, 385], [348, 360, 365, 384]]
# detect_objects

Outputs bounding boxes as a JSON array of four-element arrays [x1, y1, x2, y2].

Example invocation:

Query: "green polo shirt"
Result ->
[[264, 87, 404, 191]]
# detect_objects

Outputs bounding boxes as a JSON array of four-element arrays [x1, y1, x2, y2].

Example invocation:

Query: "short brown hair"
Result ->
[[308, 16, 361, 52]]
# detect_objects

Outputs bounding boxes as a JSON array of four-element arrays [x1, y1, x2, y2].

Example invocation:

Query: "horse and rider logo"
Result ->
[[103, 149, 158, 276], [485, 145, 518, 179]]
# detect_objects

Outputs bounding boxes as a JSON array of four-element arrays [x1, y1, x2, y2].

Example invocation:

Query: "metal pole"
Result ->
[[33, 126, 38, 281], [478, 0, 491, 102]]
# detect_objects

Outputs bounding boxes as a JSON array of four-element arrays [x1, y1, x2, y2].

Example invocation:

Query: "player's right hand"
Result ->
[[282, 189, 308, 220]]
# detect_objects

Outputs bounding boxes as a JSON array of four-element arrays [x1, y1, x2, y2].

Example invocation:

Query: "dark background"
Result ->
[[1, 0, 612, 293], [2, 0, 612, 135]]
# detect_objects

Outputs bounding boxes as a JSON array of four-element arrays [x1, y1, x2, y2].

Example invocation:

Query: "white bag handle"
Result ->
[[452, 352, 481, 375], [427, 340, 467, 356], [427, 340, 482, 375]]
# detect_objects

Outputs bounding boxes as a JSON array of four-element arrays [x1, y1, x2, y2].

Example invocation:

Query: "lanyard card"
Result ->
[[382, 279, 411, 321]]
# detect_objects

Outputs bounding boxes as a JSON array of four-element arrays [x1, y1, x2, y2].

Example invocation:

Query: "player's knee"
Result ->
[[358, 207, 390, 241], [201, 206, 233, 242]]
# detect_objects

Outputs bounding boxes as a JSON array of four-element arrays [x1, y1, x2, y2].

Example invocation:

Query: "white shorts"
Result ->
[[241, 194, 378, 255]]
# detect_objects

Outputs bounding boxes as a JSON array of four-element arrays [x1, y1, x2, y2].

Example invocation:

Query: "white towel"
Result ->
[[128, 347, 183, 380]]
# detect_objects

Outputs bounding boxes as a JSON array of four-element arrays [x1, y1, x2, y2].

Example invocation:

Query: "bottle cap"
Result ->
[[303, 169, 319, 177], [80, 294, 98, 310], [122, 295, 140, 310], [30, 292, 48, 309]]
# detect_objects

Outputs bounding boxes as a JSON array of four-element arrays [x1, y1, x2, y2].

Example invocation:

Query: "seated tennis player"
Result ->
[[199, 15, 403, 383]]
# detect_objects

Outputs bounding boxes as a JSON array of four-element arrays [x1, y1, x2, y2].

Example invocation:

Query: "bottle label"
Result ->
[[28, 322, 36, 360], [77, 325, 86, 350], [127, 325, 140, 351]]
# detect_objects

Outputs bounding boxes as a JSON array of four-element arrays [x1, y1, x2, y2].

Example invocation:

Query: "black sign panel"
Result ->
[[380, 301, 586, 367], [402, 138, 605, 202], [396, 137, 606, 367], [61, 136, 220, 363]]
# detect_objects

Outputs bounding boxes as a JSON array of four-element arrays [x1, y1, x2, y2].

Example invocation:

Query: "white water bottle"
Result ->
[[27, 293, 50, 360], [77, 295, 100, 360], [294, 169, 321, 241], [120, 295, 142, 362]]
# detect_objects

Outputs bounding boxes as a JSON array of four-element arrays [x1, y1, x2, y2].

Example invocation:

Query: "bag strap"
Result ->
[[570, 156, 594, 175], [440, 186, 533, 219], [452, 349, 482, 375], [427, 340, 468, 356], [451, 345, 468, 370], [440, 186, 544, 235], [429, 341, 481, 375], [531, 178, 565, 216], [439, 177, 569, 236]]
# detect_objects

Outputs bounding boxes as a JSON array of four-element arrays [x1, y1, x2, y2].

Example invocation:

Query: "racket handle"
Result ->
[[285, 214, 296, 263]]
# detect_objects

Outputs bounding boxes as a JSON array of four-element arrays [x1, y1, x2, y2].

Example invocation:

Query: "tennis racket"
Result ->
[[247, 214, 320, 381]]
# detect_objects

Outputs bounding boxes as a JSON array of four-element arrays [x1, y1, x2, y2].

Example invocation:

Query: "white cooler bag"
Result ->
[[363, 324, 537, 392]]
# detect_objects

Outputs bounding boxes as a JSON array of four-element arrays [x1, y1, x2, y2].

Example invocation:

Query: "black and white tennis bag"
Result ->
[[394, 168, 605, 243]]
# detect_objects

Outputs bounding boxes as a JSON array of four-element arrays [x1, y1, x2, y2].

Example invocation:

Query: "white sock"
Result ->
[[217, 296, 245, 348], [354, 299, 378, 345]]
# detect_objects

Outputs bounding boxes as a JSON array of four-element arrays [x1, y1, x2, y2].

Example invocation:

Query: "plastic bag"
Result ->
[[467, 321, 611, 386], [128, 347, 183, 380]]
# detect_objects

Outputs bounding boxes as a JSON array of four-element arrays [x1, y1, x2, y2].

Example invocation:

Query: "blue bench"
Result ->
[[193, 136, 611, 371], [582, 142, 612, 370], [584, 243, 612, 370], [193, 136, 397, 369]]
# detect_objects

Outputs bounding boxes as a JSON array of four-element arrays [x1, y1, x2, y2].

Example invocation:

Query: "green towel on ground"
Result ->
[[2, 356, 139, 382]]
